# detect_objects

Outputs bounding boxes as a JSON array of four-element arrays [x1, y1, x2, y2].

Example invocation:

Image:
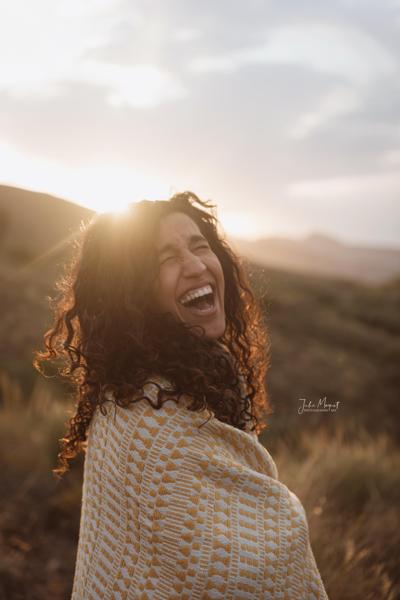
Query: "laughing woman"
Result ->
[[34, 191, 329, 599]]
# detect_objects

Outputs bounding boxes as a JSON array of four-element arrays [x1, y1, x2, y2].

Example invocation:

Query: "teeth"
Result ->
[[180, 284, 213, 306]]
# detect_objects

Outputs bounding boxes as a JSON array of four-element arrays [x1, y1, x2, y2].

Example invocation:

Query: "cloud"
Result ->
[[1, 0, 399, 246], [282, 171, 400, 245], [0, 0, 118, 94], [0, 0, 186, 108], [288, 85, 361, 139], [189, 23, 397, 84], [381, 149, 400, 167], [170, 28, 202, 43], [188, 20, 399, 139], [287, 172, 400, 201], [76, 61, 187, 108]]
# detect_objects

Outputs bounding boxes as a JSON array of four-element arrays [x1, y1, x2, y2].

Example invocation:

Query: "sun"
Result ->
[[0, 141, 172, 215], [95, 200, 132, 215], [61, 165, 173, 215], [219, 210, 267, 240]]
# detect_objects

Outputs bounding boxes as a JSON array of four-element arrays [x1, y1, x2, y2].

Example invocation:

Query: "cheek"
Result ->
[[213, 259, 225, 290], [155, 271, 177, 310]]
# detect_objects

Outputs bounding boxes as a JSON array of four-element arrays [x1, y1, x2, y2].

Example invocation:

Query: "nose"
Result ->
[[181, 250, 207, 277]]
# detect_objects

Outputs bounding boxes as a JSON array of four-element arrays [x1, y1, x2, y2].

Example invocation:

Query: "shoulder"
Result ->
[[128, 373, 214, 427], [90, 373, 212, 442], [90, 373, 279, 481], [141, 375, 279, 481]]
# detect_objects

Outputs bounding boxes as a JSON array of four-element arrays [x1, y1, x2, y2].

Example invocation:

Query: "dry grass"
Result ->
[[0, 370, 83, 600], [274, 427, 400, 599], [1, 370, 399, 599]]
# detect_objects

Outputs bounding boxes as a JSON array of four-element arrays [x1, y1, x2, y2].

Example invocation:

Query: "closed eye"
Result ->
[[159, 244, 210, 265], [160, 255, 176, 265]]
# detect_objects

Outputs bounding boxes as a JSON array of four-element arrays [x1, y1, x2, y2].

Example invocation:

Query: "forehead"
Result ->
[[156, 211, 204, 252]]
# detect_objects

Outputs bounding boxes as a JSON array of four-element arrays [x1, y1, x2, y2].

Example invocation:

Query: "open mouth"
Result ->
[[179, 284, 217, 315]]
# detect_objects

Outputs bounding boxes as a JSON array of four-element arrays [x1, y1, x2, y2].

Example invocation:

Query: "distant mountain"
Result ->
[[0, 184, 94, 259], [229, 232, 400, 284], [1, 184, 399, 284]]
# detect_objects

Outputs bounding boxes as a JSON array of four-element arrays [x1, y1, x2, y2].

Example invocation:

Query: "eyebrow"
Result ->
[[157, 234, 208, 256]]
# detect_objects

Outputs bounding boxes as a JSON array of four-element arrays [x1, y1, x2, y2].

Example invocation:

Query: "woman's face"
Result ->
[[152, 211, 226, 339]]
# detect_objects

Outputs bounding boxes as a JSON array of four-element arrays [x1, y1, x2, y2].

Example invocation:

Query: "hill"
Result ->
[[0, 184, 93, 268], [1, 186, 399, 600], [230, 231, 400, 284], [1, 184, 399, 285]]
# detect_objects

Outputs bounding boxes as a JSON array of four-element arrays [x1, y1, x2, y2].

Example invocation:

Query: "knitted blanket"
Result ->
[[71, 375, 329, 599]]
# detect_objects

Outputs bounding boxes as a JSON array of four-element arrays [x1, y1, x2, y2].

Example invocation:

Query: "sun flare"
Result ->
[[0, 141, 171, 214], [95, 201, 132, 215]]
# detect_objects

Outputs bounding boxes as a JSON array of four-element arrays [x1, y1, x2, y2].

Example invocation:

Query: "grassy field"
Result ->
[[1, 261, 399, 599]]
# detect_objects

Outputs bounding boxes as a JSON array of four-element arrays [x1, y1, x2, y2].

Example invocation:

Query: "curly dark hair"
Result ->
[[33, 191, 273, 478]]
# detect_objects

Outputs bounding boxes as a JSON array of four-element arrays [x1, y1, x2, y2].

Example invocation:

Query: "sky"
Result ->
[[1, 0, 400, 246]]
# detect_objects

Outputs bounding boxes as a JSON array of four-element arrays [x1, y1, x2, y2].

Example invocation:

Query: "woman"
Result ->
[[34, 191, 329, 599]]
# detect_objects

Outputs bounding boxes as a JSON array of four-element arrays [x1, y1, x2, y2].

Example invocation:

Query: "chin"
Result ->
[[205, 319, 226, 340]]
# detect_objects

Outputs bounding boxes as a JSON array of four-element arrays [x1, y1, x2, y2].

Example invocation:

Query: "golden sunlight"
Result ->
[[62, 165, 170, 214], [0, 142, 170, 214], [95, 201, 131, 215], [219, 210, 268, 240]]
